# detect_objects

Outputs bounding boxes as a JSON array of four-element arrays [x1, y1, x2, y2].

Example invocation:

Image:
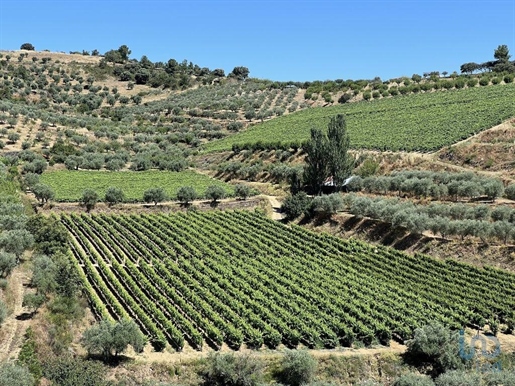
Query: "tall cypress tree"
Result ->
[[303, 128, 329, 195], [327, 114, 353, 191]]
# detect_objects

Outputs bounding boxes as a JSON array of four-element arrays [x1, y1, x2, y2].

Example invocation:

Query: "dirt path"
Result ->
[[129, 340, 406, 364], [0, 266, 31, 362], [264, 195, 285, 220]]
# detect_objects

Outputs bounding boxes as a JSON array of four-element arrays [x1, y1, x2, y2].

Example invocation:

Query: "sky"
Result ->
[[0, 0, 514, 82]]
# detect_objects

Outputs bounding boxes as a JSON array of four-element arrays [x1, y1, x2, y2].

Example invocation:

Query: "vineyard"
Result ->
[[40, 170, 234, 202], [205, 83, 515, 152], [62, 210, 515, 352]]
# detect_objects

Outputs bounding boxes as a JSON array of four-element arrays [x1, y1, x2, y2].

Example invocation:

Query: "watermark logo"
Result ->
[[459, 329, 502, 372]]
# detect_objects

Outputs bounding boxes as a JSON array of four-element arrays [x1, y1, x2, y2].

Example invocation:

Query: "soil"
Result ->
[[0, 264, 32, 362]]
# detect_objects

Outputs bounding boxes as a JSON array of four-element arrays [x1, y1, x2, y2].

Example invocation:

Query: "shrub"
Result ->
[[393, 373, 434, 386], [234, 184, 251, 200], [434, 370, 481, 386], [278, 349, 318, 386], [176, 186, 197, 205], [202, 352, 264, 386], [405, 323, 464, 376], [282, 192, 312, 221], [43, 356, 107, 386], [505, 184, 515, 200], [0, 362, 34, 386]]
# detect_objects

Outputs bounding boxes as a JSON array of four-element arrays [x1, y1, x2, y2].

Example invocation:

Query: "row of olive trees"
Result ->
[[345, 194, 515, 243], [77, 184, 252, 212], [348, 172, 510, 202]]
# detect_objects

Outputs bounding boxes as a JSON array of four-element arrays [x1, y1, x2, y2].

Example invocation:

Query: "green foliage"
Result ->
[[282, 192, 312, 220], [80, 189, 99, 212], [406, 324, 464, 376], [506, 184, 515, 200], [434, 370, 481, 386], [0, 229, 34, 257], [20, 43, 35, 50], [32, 183, 54, 204], [0, 251, 16, 277], [303, 128, 329, 194], [202, 352, 264, 386], [104, 187, 124, 206], [43, 356, 108, 386], [278, 349, 318, 386], [0, 362, 34, 386], [26, 215, 69, 256], [205, 185, 226, 203], [393, 373, 434, 386], [176, 186, 197, 205], [327, 114, 353, 190], [234, 184, 251, 200], [18, 327, 43, 383], [143, 187, 167, 205], [311, 194, 344, 217], [82, 318, 146, 361], [22, 293, 45, 313], [0, 300, 7, 325]]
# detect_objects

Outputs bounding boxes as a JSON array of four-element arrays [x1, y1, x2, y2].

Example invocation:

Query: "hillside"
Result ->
[[2, 47, 515, 385]]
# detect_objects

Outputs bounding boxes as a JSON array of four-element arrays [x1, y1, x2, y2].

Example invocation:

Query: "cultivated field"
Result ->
[[205, 84, 515, 152], [63, 210, 515, 351], [40, 170, 234, 202]]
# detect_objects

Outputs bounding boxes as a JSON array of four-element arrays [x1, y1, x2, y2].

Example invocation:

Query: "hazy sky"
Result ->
[[1, 0, 514, 81]]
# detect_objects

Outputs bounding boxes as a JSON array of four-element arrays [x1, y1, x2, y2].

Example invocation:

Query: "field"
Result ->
[[62, 210, 515, 351], [40, 170, 234, 202], [205, 84, 515, 152]]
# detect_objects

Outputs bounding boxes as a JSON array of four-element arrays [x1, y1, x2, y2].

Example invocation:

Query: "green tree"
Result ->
[[0, 229, 34, 257], [26, 215, 69, 256], [406, 323, 465, 377], [205, 185, 226, 204], [104, 187, 124, 206], [281, 192, 312, 221], [22, 293, 45, 314], [80, 189, 99, 212], [230, 66, 250, 80], [303, 128, 329, 195], [0, 251, 16, 277], [20, 43, 35, 51], [32, 183, 54, 204], [278, 349, 317, 386], [82, 318, 146, 362], [143, 187, 167, 206], [494, 44, 511, 62], [327, 114, 354, 191], [234, 184, 251, 200], [176, 186, 197, 206]]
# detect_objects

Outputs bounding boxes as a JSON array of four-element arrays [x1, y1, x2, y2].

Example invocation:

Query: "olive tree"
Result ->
[[32, 183, 54, 204], [80, 189, 99, 212], [143, 187, 167, 206], [82, 318, 146, 362], [176, 186, 197, 206], [205, 185, 226, 204], [104, 187, 124, 206]]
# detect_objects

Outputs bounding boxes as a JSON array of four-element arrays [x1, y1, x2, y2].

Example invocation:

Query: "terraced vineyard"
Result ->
[[205, 83, 515, 152], [62, 210, 515, 352], [41, 170, 234, 202]]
